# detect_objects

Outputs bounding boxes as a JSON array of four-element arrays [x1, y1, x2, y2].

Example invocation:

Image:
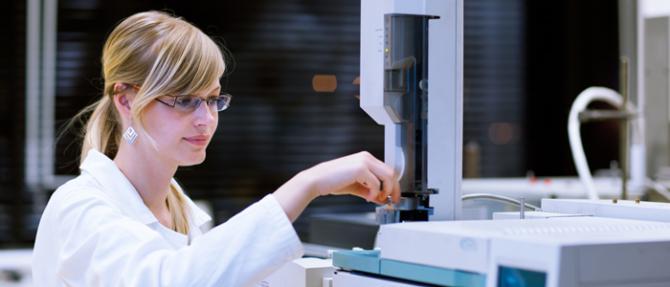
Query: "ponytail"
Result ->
[[80, 96, 121, 162], [168, 183, 191, 234]]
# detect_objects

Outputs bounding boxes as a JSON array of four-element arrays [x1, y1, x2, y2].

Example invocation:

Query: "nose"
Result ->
[[193, 100, 217, 127]]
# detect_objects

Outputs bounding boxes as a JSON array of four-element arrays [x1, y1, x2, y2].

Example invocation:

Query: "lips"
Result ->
[[183, 135, 210, 146]]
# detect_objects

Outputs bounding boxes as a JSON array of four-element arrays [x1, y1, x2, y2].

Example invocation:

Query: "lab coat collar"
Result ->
[[79, 149, 212, 228]]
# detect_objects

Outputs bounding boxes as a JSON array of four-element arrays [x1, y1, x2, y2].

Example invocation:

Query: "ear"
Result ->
[[112, 84, 135, 125]]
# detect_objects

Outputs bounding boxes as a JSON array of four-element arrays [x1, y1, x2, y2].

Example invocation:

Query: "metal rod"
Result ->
[[461, 193, 541, 211], [620, 56, 629, 200]]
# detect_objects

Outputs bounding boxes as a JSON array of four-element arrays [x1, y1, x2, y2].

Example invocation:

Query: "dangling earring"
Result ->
[[123, 126, 138, 144]]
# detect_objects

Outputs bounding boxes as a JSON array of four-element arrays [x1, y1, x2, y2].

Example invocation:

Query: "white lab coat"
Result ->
[[32, 149, 303, 286]]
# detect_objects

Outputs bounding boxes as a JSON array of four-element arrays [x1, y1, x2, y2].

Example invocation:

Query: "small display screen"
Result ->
[[497, 265, 547, 287]]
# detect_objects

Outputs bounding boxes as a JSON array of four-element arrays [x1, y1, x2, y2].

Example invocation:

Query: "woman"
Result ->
[[32, 11, 399, 286]]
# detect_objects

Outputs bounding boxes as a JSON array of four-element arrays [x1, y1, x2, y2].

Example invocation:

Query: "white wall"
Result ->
[[642, 0, 670, 18]]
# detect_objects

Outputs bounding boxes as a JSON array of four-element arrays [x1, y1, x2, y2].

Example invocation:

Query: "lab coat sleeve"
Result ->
[[55, 191, 303, 287]]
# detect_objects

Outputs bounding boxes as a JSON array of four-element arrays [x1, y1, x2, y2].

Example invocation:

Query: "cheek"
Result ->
[[143, 108, 184, 147], [156, 123, 180, 145], [161, 119, 189, 145]]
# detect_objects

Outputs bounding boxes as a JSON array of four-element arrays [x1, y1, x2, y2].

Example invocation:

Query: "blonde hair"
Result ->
[[76, 11, 225, 234]]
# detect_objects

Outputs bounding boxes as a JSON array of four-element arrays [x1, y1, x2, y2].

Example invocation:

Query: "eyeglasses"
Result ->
[[155, 93, 232, 113]]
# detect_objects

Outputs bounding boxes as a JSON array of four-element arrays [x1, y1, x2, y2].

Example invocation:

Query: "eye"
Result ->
[[174, 96, 195, 108], [206, 96, 219, 106]]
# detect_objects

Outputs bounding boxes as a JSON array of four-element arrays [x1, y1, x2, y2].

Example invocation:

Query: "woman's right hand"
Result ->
[[302, 151, 400, 204], [273, 151, 400, 222]]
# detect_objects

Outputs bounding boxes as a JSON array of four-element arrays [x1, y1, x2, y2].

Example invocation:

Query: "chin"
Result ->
[[179, 152, 207, 166]]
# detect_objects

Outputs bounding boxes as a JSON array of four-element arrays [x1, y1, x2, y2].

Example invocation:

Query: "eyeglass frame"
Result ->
[[155, 93, 232, 113], [119, 83, 232, 113]]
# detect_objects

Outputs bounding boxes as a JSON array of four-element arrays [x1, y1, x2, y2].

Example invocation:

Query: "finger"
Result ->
[[350, 185, 387, 205], [391, 175, 401, 203], [361, 154, 400, 204], [363, 155, 396, 198], [356, 168, 382, 202], [378, 174, 392, 200], [370, 192, 388, 205]]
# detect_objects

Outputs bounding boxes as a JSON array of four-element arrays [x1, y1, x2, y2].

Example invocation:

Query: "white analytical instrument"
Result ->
[[264, 1, 670, 286], [332, 199, 670, 287], [330, 0, 670, 286]]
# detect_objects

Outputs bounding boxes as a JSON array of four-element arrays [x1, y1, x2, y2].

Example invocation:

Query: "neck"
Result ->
[[113, 142, 178, 218]]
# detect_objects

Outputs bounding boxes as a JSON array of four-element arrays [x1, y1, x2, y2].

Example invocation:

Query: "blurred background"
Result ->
[[0, 0, 628, 247]]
